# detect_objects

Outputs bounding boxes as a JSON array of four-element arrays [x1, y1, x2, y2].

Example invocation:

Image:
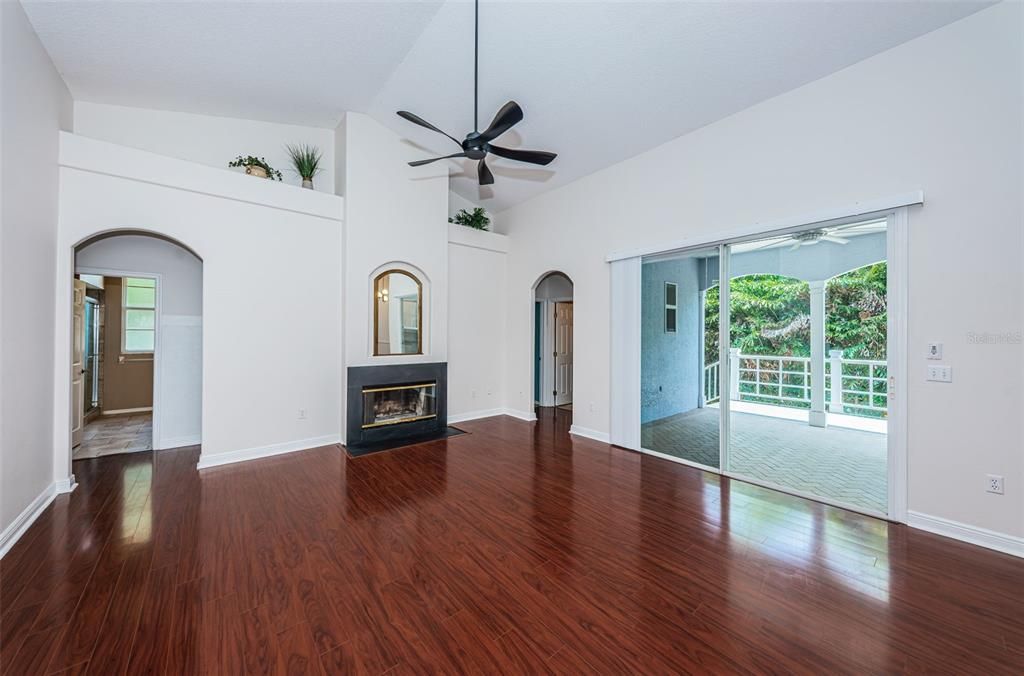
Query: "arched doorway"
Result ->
[[532, 272, 573, 420], [69, 230, 203, 461]]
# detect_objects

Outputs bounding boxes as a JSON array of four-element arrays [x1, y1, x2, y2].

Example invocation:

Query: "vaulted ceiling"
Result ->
[[22, 0, 991, 211]]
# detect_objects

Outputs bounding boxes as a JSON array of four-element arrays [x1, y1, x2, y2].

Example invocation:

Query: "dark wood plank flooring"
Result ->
[[2, 408, 1022, 674]]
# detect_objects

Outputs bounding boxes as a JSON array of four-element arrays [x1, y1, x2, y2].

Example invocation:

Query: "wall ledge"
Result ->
[[907, 511, 1023, 558], [59, 132, 343, 222], [448, 223, 509, 253]]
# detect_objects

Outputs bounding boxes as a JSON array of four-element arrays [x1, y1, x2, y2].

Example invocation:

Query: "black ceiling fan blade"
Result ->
[[408, 152, 469, 167], [396, 111, 462, 146], [487, 145, 556, 166], [478, 158, 494, 185], [477, 101, 523, 143]]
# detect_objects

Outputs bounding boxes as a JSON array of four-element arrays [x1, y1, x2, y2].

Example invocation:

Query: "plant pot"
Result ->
[[245, 165, 269, 179], [302, 178, 314, 190]]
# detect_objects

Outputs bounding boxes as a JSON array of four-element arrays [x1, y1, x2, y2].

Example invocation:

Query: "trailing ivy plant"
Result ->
[[228, 155, 283, 180], [448, 207, 490, 231]]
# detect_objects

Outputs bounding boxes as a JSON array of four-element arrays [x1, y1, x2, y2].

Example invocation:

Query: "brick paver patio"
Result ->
[[641, 407, 887, 513]]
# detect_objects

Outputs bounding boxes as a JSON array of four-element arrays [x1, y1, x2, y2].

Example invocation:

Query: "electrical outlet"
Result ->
[[298, 409, 307, 420], [986, 474, 1004, 494], [926, 364, 952, 382], [926, 342, 943, 360]]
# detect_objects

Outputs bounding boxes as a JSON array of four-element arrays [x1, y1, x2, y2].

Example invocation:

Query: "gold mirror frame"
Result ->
[[372, 269, 423, 356]]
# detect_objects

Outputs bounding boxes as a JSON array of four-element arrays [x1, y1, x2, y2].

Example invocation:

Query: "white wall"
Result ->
[[499, 4, 1023, 540], [341, 113, 449, 368], [334, 114, 346, 197], [74, 101, 336, 193], [0, 1, 73, 550], [76, 235, 203, 448], [55, 133, 343, 473], [447, 224, 509, 420]]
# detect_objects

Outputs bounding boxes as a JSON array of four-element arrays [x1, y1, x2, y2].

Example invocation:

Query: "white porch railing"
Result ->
[[703, 350, 888, 418], [704, 362, 720, 404]]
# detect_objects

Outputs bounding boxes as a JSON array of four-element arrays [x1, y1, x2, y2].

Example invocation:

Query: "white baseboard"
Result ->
[[158, 434, 201, 450], [502, 408, 537, 422], [569, 424, 611, 444], [197, 434, 341, 470], [907, 511, 1024, 558], [0, 482, 57, 558], [55, 474, 77, 493], [448, 408, 505, 424], [102, 407, 152, 416]]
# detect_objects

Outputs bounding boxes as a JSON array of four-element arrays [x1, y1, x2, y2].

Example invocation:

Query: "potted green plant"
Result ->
[[286, 144, 323, 190], [448, 207, 490, 231], [228, 155, 282, 181]]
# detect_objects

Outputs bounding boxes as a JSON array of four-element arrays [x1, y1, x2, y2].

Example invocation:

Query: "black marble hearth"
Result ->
[[346, 362, 461, 456]]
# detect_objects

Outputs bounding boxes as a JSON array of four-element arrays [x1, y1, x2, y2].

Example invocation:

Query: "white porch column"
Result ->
[[698, 289, 707, 407], [729, 347, 741, 401], [809, 280, 827, 427], [829, 349, 844, 413]]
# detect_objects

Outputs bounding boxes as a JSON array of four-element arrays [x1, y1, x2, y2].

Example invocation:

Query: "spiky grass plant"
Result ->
[[286, 144, 323, 181]]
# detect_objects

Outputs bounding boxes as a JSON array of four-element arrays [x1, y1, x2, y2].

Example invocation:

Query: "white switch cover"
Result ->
[[926, 365, 952, 382], [926, 342, 943, 360]]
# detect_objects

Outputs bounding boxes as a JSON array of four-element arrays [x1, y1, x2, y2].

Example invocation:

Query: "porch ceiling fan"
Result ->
[[748, 221, 886, 252], [395, 0, 556, 186]]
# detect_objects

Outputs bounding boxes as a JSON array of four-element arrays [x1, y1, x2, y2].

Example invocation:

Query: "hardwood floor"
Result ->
[[2, 408, 1022, 674]]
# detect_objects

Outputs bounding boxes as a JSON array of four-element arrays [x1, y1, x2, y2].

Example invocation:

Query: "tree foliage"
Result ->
[[703, 263, 886, 363]]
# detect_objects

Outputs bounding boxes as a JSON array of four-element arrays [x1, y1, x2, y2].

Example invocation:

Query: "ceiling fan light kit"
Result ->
[[396, 0, 556, 186]]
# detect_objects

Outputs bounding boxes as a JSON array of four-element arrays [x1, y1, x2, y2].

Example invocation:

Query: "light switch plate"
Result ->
[[926, 364, 952, 383], [926, 342, 943, 360]]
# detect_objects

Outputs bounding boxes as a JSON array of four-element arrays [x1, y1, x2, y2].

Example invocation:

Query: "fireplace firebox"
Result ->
[[362, 382, 437, 429], [346, 362, 449, 455]]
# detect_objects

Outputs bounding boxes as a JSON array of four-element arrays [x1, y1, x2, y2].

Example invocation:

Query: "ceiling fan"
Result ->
[[785, 229, 850, 250], [396, 0, 556, 186], [746, 221, 887, 252]]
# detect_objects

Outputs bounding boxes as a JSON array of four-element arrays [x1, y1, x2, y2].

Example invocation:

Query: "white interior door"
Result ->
[[71, 279, 86, 448], [554, 301, 573, 405]]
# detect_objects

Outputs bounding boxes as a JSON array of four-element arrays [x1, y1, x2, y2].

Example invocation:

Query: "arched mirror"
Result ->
[[373, 270, 422, 355]]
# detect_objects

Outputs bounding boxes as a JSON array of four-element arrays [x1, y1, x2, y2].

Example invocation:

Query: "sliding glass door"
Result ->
[[638, 218, 891, 516], [725, 220, 889, 514]]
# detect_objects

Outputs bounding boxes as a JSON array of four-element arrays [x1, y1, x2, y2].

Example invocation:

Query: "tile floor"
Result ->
[[74, 412, 152, 460], [641, 406, 887, 513]]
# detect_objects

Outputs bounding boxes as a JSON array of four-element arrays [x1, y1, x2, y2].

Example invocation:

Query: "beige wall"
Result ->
[[101, 277, 153, 411]]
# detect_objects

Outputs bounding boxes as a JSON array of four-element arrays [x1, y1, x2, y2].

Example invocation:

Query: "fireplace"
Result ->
[[346, 362, 449, 455], [362, 382, 437, 428]]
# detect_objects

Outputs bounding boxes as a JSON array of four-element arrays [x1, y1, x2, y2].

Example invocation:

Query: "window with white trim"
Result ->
[[665, 282, 678, 333], [123, 277, 156, 353]]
